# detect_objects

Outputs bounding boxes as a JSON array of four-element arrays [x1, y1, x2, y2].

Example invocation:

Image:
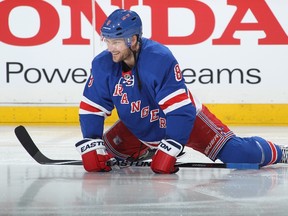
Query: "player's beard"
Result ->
[[111, 48, 133, 64]]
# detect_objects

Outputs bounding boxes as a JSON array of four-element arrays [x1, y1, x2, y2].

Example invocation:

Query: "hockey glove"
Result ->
[[75, 138, 113, 172], [151, 139, 183, 174]]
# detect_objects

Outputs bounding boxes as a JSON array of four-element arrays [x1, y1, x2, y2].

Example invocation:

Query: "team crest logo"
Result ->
[[121, 71, 134, 87]]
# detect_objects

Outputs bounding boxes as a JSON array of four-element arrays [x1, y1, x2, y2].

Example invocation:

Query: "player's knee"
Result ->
[[217, 136, 262, 163]]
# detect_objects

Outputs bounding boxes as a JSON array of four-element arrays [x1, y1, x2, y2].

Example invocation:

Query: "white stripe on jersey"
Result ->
[[159, 89, 192, 114], [162, 98, 192, 114], [159, 89, 186, 104], [79, 96, 111, 117]]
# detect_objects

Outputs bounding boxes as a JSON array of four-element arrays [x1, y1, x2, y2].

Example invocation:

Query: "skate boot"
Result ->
[[280, 145, 288, 163]]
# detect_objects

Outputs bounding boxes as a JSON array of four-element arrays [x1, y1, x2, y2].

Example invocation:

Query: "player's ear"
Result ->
[[131, 35, 138, 48]]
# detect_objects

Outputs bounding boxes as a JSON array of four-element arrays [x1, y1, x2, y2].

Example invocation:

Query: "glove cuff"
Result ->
[[158, 139, 183, 157], [75, 138, 105, 155]]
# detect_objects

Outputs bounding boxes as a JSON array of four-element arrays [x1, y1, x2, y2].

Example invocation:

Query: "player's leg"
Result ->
[[217, 136, 282, 166], [185, 105, 286, 166], [103, 120, 153, 161], [185, 105, 235, 161]]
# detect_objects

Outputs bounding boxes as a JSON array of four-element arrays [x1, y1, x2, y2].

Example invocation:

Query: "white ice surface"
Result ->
[[1, 125, 288, 216]]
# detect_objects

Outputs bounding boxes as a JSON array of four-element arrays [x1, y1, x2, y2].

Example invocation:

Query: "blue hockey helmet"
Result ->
[[101, 9, 142, 45]]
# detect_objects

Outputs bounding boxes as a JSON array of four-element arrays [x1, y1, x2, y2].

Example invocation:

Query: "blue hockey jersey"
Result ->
[[79, 38, 196, 145]]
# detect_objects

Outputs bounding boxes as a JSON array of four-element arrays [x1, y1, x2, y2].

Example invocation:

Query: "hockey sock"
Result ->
[[217, 136, 282, 166]]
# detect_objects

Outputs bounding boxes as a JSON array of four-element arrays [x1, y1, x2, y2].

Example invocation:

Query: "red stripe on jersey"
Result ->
[[80, 101, 101, 113], [160, 92, 188, 110], [267, 141, 278, 165]]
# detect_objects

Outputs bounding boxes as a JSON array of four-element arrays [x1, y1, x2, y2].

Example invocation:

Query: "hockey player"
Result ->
[[75, 9, 288, 174]]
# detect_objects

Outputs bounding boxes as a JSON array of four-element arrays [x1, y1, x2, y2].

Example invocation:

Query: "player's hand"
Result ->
[[75, 138, 113, 172], [151, 139, 183, 174]]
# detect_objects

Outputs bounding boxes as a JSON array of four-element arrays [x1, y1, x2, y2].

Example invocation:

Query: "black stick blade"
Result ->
[[14, 125, 82, 165]]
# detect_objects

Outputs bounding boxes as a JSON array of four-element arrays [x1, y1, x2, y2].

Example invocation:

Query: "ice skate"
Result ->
[[280, 145, 288, 163]]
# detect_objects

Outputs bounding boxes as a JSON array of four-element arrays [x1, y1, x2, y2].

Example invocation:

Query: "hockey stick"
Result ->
[[14, 125, 260, 169], [14, 125, 82, 165]]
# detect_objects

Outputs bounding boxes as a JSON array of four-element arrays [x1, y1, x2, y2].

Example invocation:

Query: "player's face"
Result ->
[[104, 38, 132, 63]]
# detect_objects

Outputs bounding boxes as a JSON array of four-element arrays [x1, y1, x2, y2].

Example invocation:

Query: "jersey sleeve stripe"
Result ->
[[161, 98, 192, 114], [159, 89, 192, 114], [159, 89, 186, 105], [79, 96, 111, 117], [160, 92, 188, 110]]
